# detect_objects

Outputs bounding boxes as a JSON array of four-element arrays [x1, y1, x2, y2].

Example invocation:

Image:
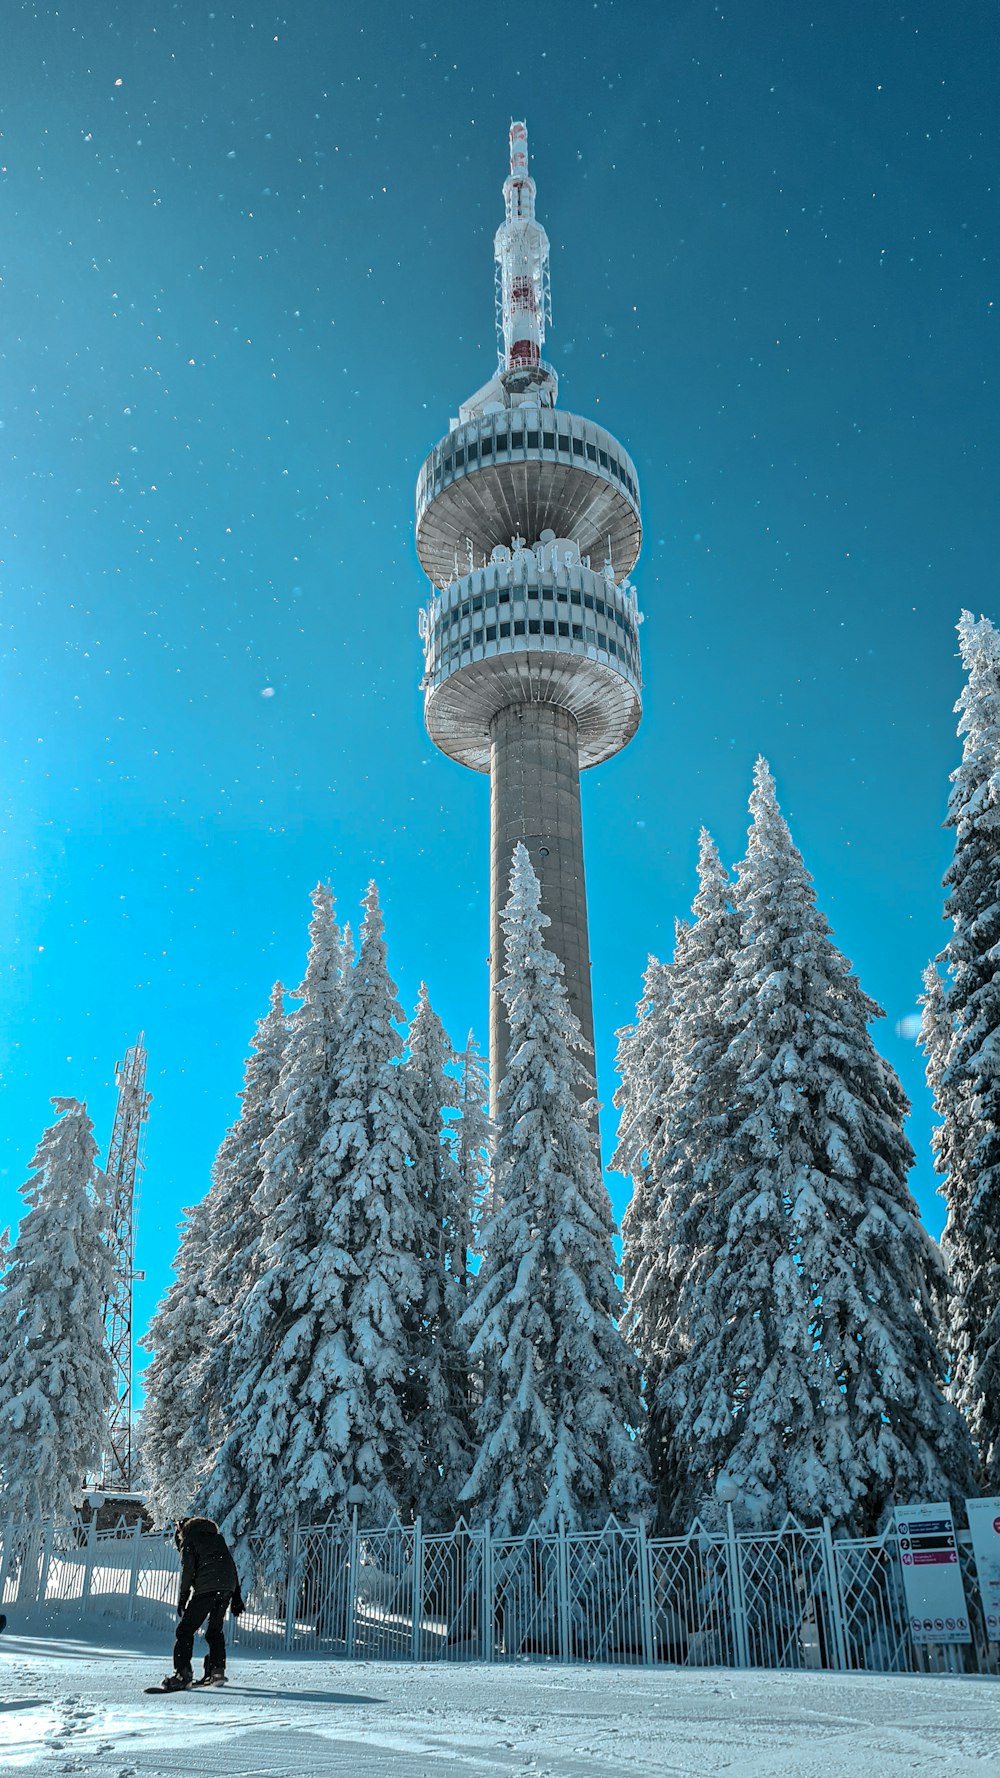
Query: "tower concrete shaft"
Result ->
[[489, 703, 592, 1107], [415, 123, 643, 1115]]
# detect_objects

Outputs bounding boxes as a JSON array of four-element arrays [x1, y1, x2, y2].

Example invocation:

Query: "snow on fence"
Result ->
[[1, 1510, 997, 1678]]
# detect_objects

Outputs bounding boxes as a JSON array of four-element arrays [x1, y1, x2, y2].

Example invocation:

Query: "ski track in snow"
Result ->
[[0, 1618, 998, 1777]]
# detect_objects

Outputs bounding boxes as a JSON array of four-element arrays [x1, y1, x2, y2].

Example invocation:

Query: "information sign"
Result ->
[[894, 1500, 971, 1645], [966, 1495, 1000, 1641]]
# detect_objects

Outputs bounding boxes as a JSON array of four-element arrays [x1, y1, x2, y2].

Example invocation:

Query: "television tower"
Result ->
[[416, 122, 643, 1109], [101, 1036, 151, 1492]]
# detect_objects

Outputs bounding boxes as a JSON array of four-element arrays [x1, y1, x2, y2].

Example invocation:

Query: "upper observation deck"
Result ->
[[415, 406, 642, 591]]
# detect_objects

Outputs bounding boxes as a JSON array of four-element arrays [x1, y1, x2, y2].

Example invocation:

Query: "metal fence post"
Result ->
[[37, 1519, 56, 1604], [0, 1520, 11, 1608], [345, 1508, 359, 1659], [820, 1517, 849, 1671], [725, 1506, 750, 1668], [284, 1518, 299, 1652], [557, 1518, 571, 1663], [482, 1521, 494, 1663], [635, 1518, 656, 1666], [125, 1517, 143, 1622], [81, 1511, 99, 1605], [411, 1516, 424, 1661]]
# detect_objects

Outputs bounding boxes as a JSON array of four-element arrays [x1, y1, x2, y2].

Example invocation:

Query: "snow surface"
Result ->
[[1, 1611, 998, 1777]]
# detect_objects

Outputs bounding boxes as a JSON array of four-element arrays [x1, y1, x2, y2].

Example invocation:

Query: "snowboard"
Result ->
[[144, 1676, 227, 1694]]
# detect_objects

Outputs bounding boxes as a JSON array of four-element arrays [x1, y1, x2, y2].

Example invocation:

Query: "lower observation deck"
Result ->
[[415, 408, 641, 589], [420, 545, 643, 772]]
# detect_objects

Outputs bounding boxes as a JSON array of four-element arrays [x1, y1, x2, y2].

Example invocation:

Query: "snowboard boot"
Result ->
[[199, 1668, 226, 1687], [161, 1669, 193, 1691]]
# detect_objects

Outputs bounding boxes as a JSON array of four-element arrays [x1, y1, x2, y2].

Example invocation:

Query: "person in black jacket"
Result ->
[[162, 1516, 245, 1690]]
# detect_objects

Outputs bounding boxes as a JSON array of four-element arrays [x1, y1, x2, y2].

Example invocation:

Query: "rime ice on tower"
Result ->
[[416, 123, 643, 1106]]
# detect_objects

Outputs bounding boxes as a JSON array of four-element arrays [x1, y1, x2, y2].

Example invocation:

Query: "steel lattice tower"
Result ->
[[101, 1036, 151, 1492], [416, 123, 643, 1111]]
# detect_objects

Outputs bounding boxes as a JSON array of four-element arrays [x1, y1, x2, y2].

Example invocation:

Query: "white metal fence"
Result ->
[[2, 1511, 997, 1677]]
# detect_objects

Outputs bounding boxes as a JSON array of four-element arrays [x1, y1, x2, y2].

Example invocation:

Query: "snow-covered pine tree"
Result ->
[[670, 760, 975, 1532], [203, 883, 348, 1563], [613, 951, 675, 1374], [614, 832, 738, 1524], [405, 984, 472, 1524], [452, 1029, 492, 1281], [307, 881, 426, 1523], [140, 984, 289, 1521], [199, 982, 289, 1420], [0, 1099, 114, 1525], [926, 610, 1000, 1487], [139, 1196, 216, 1522], [461, 844, 650, 1535]]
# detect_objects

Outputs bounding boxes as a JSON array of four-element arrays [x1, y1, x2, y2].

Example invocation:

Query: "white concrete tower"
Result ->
[[416, 122, 643, 1111]]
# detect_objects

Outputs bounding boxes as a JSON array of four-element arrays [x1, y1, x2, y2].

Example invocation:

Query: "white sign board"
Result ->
[[966, 1495, 1000, 1641], [894, 1500, 971, 1645]]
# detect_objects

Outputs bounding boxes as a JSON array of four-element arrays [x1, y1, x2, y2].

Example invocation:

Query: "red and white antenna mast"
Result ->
[[495, 121, 552, 383], [101, 1035, 151, 1492]]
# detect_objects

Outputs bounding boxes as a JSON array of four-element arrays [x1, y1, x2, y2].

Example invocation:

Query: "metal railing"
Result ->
[[2, 1510, 996, 1677]]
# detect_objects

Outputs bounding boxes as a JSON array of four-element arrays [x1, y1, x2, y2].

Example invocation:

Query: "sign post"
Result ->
[[965, 1496, 1000, 1642], [894, 1500, 971, 1646]]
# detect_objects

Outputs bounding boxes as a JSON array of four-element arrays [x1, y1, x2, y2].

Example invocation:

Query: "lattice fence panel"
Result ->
[[563, 1528, 646, 1664], [737, 1526, 836, 1670], [833, 1535, 914, 1674], [287, 1526, 352, 1654], [419, 1528, 486, 1661], [349, 1523, 416, 1661], [41, 1523, 87, 1607], [229, 1532, 288, 1651], [649, 1532, 736, 1667], [490, 1532, 562, 1660], [0, 1523, 44, 1606]]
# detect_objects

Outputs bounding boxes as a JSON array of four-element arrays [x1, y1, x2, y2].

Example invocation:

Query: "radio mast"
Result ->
[[416, 124, 643, 1110], [101, 1036, 151, 1492]]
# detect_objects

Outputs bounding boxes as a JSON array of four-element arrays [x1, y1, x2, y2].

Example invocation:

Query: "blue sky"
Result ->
[[1, 2, 997, 1374]]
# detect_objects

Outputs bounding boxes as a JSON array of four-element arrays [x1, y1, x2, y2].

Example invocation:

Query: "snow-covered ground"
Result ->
[[1, 1612, 998, 1777]]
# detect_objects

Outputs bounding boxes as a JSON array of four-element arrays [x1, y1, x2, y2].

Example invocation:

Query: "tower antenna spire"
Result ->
[[101, 1034, 151, 1492], [495, 120, 552, 381]]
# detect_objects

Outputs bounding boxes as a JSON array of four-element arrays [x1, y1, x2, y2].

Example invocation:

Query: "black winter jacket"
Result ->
[[177, 1517, 240, 1610]]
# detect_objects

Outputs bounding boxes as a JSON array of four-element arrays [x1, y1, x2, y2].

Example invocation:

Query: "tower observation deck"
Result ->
[[416, 122, 643, 1108]]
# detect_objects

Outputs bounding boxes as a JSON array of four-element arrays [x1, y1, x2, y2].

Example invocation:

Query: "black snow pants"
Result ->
[[173, 1590, 232, 1677]]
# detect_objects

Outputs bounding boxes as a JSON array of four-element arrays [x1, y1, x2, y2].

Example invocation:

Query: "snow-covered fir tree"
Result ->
[[203, 883, 349, 1562], [0, 1099, 114, 1525], [613, 831, 737, 1522], [613, 950, 675, 1372], [461, 844, 650, 1535], [311, 882, 425, 1523], [141, 983, 289, 1520], [665, 761, 975, 1532], [139, 1196, 216, 1523], [452, 1029, 492, 1281], [924, 610, 1000, 1488], [199, 983, 289, 1420], [405, 984, 472, 1523]]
